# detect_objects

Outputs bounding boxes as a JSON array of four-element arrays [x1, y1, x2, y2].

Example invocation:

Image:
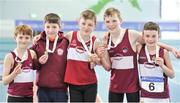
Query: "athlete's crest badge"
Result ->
[[57, 48, 64, 55], [70, 39, 77, 46], [122, 47, 128, 53]]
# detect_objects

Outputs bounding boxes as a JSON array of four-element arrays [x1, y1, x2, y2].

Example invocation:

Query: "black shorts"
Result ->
[[7, 96, 33, 102], [109, 91, 140, 102], [69, 83, 97, 102]]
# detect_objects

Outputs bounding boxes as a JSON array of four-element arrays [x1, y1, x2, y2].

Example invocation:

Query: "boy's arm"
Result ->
[[131, 29, 180, 58], [30, 43, 43, 70], [156, 49, 175, 79], [136, 43, 142, 54], [157, 42, 180, 58], [2, 53, 22, 85], [32, 34, 41, 45], [95, 37, 111, 71], [130, 30, 144, 44], [30, 49, 41, 70], [64, 31, 73, 42]]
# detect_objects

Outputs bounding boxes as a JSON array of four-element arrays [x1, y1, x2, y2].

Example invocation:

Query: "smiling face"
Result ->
[[44, 13, 61, 39], [14, 25, 33, 49], [104, 14, 122, 33], [44, 22, 60, 36], [78, 10, 96, 36], [78, 17, 96, 35], [143, 22, 160, 47], [104, 8, 122, 33], [143, 30, 159, 47], [15, 32, 32, 49]]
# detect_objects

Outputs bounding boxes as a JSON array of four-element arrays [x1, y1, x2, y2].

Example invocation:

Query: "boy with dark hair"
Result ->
[[31, 13, 69, 102]]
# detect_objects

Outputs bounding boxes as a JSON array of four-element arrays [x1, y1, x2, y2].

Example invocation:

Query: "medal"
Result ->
[[88, 55, 93, 62], [44, 49, 48, 56], [78, 32, 96, 69], [98, 38, 108, 48], [152, 56, 156, 63], [145, 45, 159, 63]]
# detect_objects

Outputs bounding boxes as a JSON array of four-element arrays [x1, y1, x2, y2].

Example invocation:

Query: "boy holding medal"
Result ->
[[96, 7, 179, 102], [137, 21, 175, 103], [64, 9, 103, 102], [31, 13, 69, 102], [2, 25, 37, 102]]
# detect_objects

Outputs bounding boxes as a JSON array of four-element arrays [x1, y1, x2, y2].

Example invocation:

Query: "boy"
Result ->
[[137, 21, 174, 103], [3, 25, 37, 102], [64, 9, 103, 102], [31, 13, 69, 102], [96, 7, 179, 102]]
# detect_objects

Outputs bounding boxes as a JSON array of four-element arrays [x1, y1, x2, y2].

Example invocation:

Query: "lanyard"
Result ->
[[107, 29, 123, 50], [46, 35, 59, 53], [145, 45, 159, 63], [78, 32, 93, 56], [107, 35, 112, 50], [14, 48, 28, 63]]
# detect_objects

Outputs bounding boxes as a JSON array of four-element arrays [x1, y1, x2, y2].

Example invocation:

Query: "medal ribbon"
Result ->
[[145, 45, 159, 63], [14, 48, 28, 63], [46, 35, 59, 53], [78, 32, 93, 56]]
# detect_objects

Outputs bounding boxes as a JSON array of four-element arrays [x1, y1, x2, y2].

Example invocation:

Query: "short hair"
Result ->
[[104, 7, 122, 20], [44, 13, 61, 26], [80, 9, 96, 24], [14, 24, 33, 38], [143, 21, 160, 37]]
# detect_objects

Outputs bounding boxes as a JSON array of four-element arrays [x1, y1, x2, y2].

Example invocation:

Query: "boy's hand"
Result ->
[[90, 62, 96, 69], [96, 45, 107, 58], [33, 35, 41, 44], [156, 57, 164, 67], [13, 63, 22, 75], [177, 52, 180, 58], [172, 48, 180, 58], [39, 54, 48, 64], [90, 54, 100, 62]]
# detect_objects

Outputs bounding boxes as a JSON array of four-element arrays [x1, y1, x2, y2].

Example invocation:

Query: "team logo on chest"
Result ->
[[29, 63, 32, 67], [57, 48, 64, 55], [70, 39, 77, 47], [122, 47, 128, 53]]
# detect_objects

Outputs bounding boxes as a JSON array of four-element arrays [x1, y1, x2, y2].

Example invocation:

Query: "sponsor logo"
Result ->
[[75, 46, 85, 54], [144, 62, 155, 69], [112, 53, 124, 60], [29, 63, 32, 67], [139, 56, 146, 59], [22, 66, 32, 73], [70, 39, 77, 46], [114, 53, 123, 57]]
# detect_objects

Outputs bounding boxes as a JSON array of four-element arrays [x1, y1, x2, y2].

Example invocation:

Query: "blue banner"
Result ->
[[15, 20, 180, 32]]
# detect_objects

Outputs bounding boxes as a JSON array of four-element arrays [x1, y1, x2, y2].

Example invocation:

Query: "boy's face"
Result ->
[[78, 17, 95, 35], [44, 22, 60, 36], [143, 30, 159, 47], [104, 14, 121, 33], [15, 33, 32, 49]]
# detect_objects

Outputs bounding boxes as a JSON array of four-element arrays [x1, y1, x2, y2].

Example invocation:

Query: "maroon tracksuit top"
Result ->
[[31, 31, 69, 90]]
